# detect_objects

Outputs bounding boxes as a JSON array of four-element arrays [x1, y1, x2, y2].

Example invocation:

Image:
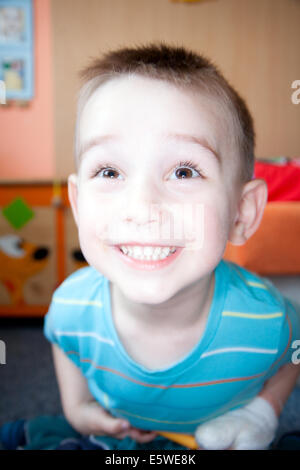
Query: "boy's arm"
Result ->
[[195, 362, 300, 450], [51, 343, 129, 435], [258, 362, 300, 416], [51, 344, 157, 442], [52, 343, 93, 415]]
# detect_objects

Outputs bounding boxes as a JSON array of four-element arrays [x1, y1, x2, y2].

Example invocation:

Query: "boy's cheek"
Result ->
[[77, 227, 109, 269], [77, 195, 111, 228], [198, 204, 231, 255]]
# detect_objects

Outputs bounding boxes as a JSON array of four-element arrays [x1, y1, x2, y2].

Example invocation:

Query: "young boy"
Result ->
[[44, 43, 300, 450]]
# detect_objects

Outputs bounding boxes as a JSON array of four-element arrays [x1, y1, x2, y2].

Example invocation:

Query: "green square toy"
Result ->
[[2, 197, 34, 230]]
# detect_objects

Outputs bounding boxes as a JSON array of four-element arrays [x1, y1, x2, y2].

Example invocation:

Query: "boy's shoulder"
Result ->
[[218, 260, 300, 374], [44, 266, 109, 338], [48, 266, 109, 319], [221, 259, 286, 310], [53, 265, 106, 298]]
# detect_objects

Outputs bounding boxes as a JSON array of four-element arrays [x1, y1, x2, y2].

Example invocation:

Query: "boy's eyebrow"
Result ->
[[163, 132, 221, 164], [79, 133, 220, 163], [79, 134, 118, 160]]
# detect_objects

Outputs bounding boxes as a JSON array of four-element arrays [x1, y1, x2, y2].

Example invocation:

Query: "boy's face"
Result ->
[[69, 75, 242, 304]]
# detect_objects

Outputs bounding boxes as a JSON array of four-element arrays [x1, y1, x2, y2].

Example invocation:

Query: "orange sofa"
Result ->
[[224, 201, 300, 275]]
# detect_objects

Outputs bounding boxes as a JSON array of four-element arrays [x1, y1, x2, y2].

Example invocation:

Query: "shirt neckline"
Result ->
[[104, 259, 229, 378]]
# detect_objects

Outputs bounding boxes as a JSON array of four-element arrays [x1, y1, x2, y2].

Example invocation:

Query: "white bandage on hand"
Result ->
[[195, 397, 278, 450]]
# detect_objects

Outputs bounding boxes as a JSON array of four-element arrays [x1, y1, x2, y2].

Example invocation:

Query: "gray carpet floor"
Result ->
[[0, 274, 300, 447]]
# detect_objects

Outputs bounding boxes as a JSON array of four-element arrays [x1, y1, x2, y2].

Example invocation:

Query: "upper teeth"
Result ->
[[120, 245, 176, 260]]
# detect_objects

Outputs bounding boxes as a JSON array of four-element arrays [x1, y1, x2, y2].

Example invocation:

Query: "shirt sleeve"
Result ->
[[43, 299, 64, 346], [44, 297, 84, 371], [264, 297, 300, 380], [43, 271, 90, 370]]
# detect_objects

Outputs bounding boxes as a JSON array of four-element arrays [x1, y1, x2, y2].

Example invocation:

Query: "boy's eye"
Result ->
[[94, 167, 122, 179], [169, 160, 204, 180]]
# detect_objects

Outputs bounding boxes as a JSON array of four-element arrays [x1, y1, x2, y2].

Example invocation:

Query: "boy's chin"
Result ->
[[116, 280, 182, 306]]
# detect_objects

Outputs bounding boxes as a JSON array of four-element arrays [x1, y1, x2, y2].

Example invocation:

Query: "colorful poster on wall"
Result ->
[[0, 0, 34, 102], [0, 205, 56, 308], [0, 184, 58, 317]]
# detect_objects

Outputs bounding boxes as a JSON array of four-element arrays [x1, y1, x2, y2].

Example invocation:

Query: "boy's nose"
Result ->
[[123, 199, 162, 227], [122, 179, 163, 227], [124, 211, 158, 227]]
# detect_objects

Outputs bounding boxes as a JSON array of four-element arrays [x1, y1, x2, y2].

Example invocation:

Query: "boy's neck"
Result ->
[[110, 271, 215, 332]]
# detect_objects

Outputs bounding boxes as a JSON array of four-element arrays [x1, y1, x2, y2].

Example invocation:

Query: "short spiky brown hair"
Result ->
[[75, 42, 255, 183]]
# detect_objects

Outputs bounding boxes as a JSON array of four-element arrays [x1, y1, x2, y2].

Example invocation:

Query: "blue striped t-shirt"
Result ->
[[44, 259, 300, 434]]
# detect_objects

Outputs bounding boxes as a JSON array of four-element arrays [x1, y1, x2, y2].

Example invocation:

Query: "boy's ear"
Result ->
[[228, 178, 268, 246], [68, 173, 79, 227]]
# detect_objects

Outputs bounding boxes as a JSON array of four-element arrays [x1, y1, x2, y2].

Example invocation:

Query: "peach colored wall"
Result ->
[[0, 0, 54, 181], [52, 0, 300, 180]]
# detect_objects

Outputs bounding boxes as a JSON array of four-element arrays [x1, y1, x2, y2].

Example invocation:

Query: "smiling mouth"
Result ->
[[116, 244, 178, 261]]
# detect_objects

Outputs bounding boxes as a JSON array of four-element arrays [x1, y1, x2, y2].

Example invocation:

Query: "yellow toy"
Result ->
[[158, 431, 199, 449]]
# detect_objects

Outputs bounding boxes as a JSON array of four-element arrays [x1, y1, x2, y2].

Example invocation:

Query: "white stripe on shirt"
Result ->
[[54, 330, 114, 346], [200, 347, 278, 359]]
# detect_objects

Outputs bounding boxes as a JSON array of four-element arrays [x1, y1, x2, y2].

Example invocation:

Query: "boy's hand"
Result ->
[[195, 397, 278, 450], [68, 400, 157, 443]]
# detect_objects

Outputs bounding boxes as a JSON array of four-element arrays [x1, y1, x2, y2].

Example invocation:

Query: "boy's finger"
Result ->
[[114, 429, 132, 440], [95, 408, 131, 435], [128, 429, 158, 443]]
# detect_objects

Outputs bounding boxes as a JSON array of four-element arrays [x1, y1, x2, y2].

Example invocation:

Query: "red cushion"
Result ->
[[254, 159, 300, 202]]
